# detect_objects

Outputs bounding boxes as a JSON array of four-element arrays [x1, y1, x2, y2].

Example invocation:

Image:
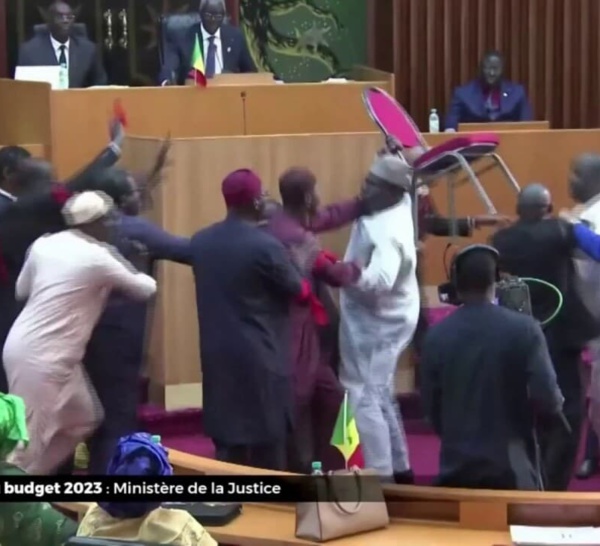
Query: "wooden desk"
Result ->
[[0, 66, 393, 178], [459, 121, 550, 131], [54, 502, 509, 546], [56, 450, 600, 546]]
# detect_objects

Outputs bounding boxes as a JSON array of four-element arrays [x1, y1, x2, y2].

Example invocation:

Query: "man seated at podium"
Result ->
[[159, 0, 256, 85], [17, 0, 107, 89], [444, 50, 532, 131]]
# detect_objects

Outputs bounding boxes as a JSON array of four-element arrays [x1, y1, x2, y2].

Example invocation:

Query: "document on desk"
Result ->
[[510, 525, 600, 545]]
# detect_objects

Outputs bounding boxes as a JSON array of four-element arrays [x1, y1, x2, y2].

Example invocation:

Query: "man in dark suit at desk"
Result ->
[[159, 0, 256, 85], [444, 51, 532, 131], [17, 0, 107, 89]]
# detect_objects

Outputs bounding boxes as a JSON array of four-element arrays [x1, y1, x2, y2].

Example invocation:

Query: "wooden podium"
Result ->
[[0, 65, 394, 178]]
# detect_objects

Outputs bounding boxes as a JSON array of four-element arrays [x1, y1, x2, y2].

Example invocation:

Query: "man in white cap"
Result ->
[[339, 153, 418, 482], [3, 191, 156, 475]]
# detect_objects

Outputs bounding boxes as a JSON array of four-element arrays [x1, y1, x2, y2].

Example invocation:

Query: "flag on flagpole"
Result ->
[[330, 391, 364, 468], [189, 34, 207, 87]]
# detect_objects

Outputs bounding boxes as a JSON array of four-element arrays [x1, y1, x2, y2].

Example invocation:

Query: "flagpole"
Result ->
[[343, 389, 349, 470]]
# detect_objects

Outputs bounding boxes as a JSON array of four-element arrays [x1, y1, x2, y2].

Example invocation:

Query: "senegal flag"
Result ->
[[330, 391, 364, 469], [189, 34, 207, 87]]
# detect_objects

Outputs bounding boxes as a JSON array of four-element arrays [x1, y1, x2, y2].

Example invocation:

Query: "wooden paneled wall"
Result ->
[[369, 0, 600, 130]]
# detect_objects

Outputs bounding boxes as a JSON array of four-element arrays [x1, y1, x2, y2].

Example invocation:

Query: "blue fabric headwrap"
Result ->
[[99, 432, 172, 519]]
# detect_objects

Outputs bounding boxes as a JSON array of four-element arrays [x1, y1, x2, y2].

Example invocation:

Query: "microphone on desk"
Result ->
[[241, 91, 247, 135]]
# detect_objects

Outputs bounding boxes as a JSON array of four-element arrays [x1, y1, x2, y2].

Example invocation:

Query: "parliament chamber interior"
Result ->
[[2, 0, 600, 545]]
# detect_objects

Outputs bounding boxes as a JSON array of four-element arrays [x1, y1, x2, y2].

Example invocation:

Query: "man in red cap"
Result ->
[[189, 168, 312, 470]]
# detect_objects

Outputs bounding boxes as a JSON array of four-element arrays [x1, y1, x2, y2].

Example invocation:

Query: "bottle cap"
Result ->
[[151, 434, 162, 444], [311, 461, 322, 469]]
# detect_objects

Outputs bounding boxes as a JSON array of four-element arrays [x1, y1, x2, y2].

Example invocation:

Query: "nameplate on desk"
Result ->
[[510, 525, 600, 545], [0, 474, 382, 503]]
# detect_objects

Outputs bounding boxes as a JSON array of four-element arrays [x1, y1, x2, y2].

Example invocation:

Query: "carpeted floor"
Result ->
[[137, 401, 600, 492]]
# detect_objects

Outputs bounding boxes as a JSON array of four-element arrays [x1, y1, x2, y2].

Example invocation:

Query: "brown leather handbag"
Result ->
[[295, 469, 389, 542]]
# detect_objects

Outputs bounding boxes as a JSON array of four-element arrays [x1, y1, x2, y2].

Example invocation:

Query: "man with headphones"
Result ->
[[492, 183, 600, 490], [420, 244, 564, 490]]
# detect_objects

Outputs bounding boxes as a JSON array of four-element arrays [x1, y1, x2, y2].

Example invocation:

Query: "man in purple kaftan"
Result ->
[[265, 167, 400, 472]]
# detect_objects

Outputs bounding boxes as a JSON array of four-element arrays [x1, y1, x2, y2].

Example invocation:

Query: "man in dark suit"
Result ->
[[444, 50, 532, 131], [420, 245, 563, 490], [0, 119, 124, 394], [190, 169, 310, 470], [70, 163, 191, 475], [0, 147, 35, 216], [159, 0, 256, 85], [17, 0, 107, 88], [492, 184, 600, 490]]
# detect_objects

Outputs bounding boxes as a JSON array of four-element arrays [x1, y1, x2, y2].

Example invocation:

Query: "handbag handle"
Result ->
[[326, 469, 362, 515]]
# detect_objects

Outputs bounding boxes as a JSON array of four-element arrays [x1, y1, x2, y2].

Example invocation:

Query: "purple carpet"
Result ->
[[137, 402, 600, 491]]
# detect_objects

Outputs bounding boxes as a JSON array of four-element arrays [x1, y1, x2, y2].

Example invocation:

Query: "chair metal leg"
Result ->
[[447, 172, 458, 241], [411, 174, 419, 244], [452, 153, 497, 214], [488, 153, 521, 192]]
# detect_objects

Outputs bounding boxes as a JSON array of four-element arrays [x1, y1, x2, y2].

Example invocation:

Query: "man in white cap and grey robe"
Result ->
[[339, 153, 418, 482], [3, 191, 157, 475]]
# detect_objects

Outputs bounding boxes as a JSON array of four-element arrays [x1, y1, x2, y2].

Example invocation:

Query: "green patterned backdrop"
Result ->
[[240, 0, 367, 82]]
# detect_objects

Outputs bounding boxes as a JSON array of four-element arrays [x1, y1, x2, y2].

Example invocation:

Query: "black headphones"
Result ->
[[450, 244, 501, 287]]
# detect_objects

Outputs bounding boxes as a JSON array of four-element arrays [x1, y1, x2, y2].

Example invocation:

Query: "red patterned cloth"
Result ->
[[50, 184, 72, 206]]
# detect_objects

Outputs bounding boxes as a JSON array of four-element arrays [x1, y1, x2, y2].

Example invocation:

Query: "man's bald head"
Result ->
[[516, 183, 552, 221], [570, 153, 600, 204]]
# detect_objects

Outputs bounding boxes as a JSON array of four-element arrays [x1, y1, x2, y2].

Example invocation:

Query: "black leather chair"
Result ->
[[66, 538, 161, 546], [33, 22, 88, 39], [158, 14, 200, 66], [157, 13, 231, 65]]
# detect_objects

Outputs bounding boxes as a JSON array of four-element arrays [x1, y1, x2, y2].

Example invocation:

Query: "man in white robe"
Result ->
[[3, 191, 156, 474], [339, 154, 419, 482]]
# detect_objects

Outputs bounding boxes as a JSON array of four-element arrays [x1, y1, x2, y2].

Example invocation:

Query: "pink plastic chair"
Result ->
[[363, 87, 520, 239]]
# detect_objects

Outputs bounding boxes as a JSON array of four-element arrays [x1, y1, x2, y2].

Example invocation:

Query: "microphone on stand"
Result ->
[[241, 91, 247, 135]]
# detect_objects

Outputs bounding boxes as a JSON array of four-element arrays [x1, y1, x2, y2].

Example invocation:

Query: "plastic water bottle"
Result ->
[[428, 108, 440, 133], [311, 461, 323, 476], [58, 63, 68, 89]]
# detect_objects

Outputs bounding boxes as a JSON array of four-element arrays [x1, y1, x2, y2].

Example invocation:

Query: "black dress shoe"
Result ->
[[576, 459, 598, 479], [393, 469, 415, 484]]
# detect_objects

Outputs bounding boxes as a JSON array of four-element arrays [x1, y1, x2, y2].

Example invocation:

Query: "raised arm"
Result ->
[[419, 193, 472, 237], [308, 198, 363, 234], [572, 222, 600, 261], [97, 246, 157, 300], [121, 216, 191, 264], [65, 119, 124, 188]]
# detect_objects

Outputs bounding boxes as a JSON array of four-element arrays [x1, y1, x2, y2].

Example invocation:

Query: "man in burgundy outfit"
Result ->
[[265, 167, 401, 473]]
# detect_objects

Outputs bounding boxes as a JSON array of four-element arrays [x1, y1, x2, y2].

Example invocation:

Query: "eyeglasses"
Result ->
[[202, 12, 224, 21], [55, 13, 75, 21]]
